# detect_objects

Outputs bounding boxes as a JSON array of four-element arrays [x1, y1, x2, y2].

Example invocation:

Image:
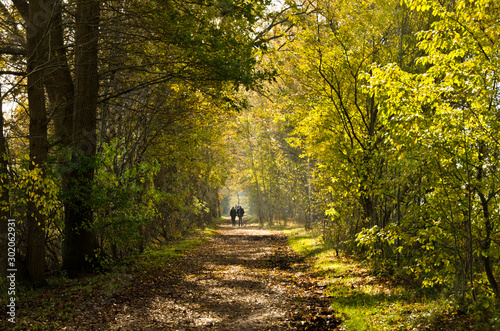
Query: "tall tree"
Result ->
[[25, 0, 50, 286], [61, 0, 100, 276]]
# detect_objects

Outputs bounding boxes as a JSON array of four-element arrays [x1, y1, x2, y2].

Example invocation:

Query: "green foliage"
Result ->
[[112, 0, 274, 94], [271, 0, 500, 315], [365, 0, 500, 303], [284, 226, 478, 330], [12, 158, 61, 221], [93, 138, 161, 260], [1, 0, 277, 285]]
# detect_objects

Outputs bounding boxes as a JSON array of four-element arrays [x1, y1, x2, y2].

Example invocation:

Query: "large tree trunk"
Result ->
[[44, 0, 74, 146], [26, 0, 49, 286], [61, 0, 100, 277]]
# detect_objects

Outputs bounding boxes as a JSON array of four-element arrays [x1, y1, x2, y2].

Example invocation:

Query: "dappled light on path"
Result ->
[[108, 222, 338, 330], [2, 221, 338, 329]]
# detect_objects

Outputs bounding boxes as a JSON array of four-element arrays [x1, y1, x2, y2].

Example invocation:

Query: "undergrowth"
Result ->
[[0, 220, 220, 329], [279, 226, 486, 330]]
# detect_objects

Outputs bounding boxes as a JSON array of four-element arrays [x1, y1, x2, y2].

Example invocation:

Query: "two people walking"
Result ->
[[230, 206, 245, 227]]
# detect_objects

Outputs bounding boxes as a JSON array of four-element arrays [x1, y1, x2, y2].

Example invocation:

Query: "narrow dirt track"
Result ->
[[105, 221, 338, 330]]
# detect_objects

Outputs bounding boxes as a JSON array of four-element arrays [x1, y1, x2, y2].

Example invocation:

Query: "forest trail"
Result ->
[[87, 220, 337, 330], [1, 219, 339, 330], [101, 220, 338, 330]]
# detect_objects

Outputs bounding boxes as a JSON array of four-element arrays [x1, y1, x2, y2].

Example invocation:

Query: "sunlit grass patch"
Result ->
[[135, 224, 218, 272], [283, 227, 322, 257], [281, 227, 473, 330]]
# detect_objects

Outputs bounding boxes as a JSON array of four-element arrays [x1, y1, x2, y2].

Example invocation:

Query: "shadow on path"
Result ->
[[14, 220, 339, 330], [100, 221, 339, 330]]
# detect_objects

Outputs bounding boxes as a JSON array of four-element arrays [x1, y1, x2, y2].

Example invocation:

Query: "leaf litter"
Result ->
[[2, 222, 340, 330]]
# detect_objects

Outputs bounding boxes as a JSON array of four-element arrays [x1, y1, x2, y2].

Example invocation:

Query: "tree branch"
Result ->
[[0, 70, 25, 76], [12, 0, 29, 23], [0, 45, 26, 56]]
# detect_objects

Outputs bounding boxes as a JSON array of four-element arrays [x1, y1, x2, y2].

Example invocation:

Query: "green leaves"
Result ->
[[364, 0, 500, 302], [13, 162, 60, 221], [92, 138, 161, 258], [269, 0, 500, 308], [132, 0, 274, 90]]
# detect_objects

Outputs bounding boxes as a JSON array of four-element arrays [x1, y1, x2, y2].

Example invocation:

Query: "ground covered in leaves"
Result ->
[[1, 222, 339, 330]]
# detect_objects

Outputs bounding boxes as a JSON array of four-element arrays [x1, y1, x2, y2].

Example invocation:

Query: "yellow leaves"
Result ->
[[404, 0, 433, 12], [14, 163, 61, 218]]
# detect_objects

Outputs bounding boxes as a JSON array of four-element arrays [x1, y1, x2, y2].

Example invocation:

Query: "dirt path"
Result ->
[[105, 222, 338, 330], [5, 221, 339, 330]]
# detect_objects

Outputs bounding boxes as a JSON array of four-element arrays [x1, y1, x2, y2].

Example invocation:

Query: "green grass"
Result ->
[[244, 214, 260, 226], [136, 225, 217, 272], [280, 226, 476, 331]]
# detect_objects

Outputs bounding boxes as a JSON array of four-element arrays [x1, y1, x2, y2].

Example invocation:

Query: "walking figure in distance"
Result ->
[[230, 206, 237, 227], [237, 206, 245, 226]]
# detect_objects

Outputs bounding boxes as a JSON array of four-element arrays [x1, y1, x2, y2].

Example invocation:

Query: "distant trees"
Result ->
[[229, 92, 314, 227]]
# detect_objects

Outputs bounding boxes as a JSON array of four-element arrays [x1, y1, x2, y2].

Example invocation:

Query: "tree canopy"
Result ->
[[1, 0, 500, 323]]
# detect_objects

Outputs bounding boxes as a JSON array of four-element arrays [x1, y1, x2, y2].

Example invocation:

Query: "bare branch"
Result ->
[[0, 70, 25, 76], [0, 45, 26, 56]]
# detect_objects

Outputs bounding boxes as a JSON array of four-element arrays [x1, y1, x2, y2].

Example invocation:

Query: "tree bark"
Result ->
[[26, 0, 49, 286], [43, 0, 74, 146], [61, 0, 100, 277], [476, 143, 500, 299], [477, 192, 499, 298]]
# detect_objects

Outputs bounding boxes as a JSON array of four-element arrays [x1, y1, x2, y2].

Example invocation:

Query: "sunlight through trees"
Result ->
[[0, 0, 499, 325]]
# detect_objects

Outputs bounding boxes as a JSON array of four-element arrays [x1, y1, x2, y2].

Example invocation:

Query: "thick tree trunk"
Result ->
[[26, 0, 49, 286], [61, 0, 100, 277], [44, 0, 74, 146]]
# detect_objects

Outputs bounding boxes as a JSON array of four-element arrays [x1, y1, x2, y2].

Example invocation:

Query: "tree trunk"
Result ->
[[61, 0, 100, 277], [480, 205, 499, 298], [26, 0, 49, 286], [306, 158, 313, 230], [44, 0, 74, 146], [478, 190, 499, 298]]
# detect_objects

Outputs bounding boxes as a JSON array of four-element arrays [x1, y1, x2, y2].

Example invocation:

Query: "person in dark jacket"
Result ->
[[237, 206, 245, 226], [230, 207, 237, 227]]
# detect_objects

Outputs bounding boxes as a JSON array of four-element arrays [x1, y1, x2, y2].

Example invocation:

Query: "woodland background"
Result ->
[[0, 0, 499, 324]]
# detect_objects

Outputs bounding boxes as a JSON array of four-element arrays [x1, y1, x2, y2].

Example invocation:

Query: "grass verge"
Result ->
[[0, 221, 220, 330], [280, 226, 478, 331]]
